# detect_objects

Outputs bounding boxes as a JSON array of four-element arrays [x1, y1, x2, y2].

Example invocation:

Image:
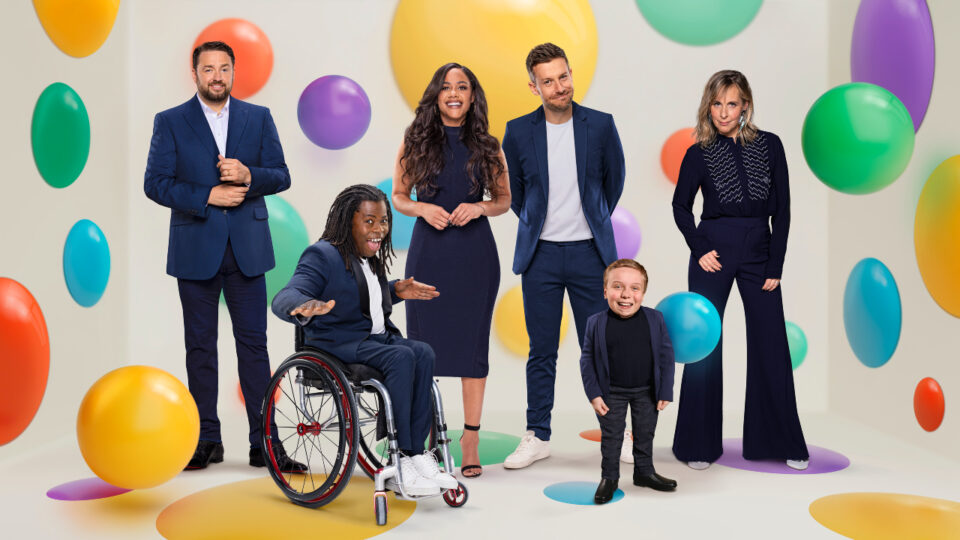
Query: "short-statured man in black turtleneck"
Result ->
[[579, 260, 677, 504]]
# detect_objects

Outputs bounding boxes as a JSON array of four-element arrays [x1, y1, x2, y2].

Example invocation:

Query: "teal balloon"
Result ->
[[785, 321, 807, 370], [32, 82, 90, 188], [655, 292, 721, 364], [635, 0, 762, 46], [843, 258, 901, 368], [801, 83, 915, 194], [376, 178, 416, 250], [265, 195, 310, 304], [63, 219, 110, 307]]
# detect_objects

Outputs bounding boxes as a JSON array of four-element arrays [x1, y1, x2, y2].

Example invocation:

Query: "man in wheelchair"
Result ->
[[271, 184, 457, 496]]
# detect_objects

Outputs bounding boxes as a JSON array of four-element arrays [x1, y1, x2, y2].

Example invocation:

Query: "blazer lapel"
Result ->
[[597, 312, 610, 383], [531, 107, 550, 202], [182, 97, 220, 158], [572, 102, 588, 198], [378, 272, 392, 320], [350, 257, 372, 321], [225, 99, 248, 158]]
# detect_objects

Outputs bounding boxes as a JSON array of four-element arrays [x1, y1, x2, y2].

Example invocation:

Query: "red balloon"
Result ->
[[193, 19, 273, 99], [0, 278, 50, 445], [660, 127, 696, 184], [913, 377, 945, 432]]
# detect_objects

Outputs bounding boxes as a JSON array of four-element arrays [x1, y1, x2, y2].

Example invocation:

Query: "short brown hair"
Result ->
[[603, 259, 648, 292], [525, 42, 568, 82]]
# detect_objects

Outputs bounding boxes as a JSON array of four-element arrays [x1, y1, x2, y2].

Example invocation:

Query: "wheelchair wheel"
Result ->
[[374, 491, 388, 526], [261, 354, 358, 508], [443, 482, 468, 508]]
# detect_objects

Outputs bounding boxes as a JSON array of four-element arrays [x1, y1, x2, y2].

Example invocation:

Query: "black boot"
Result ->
[[633, 470, 677, 491], [594, 478, 618, 504], [250, 445, 307, 472], [185, 441, 224, 470]]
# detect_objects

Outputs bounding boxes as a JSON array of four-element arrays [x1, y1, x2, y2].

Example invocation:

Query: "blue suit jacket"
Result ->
[[502, 102, 625, 275], [144, 96, 291, 280], [579, 307, 676, 402], [271, 240, 402, 364]]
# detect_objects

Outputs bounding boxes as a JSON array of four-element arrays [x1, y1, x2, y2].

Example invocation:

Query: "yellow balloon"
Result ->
[[33, 0, 120, 58], [77, 366, 199, 489], [915, 155, 960, 317], [494, 285, 571, 357], [390, 0, 598, 140]]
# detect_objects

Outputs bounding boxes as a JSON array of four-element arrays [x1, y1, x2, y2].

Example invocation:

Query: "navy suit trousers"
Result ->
[[178, 241, 272, 448], [522, 239, 607, 441], [672, 218, 808, 462]]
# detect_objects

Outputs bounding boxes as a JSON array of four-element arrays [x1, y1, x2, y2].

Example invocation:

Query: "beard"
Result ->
[[543, 92, 573, 114], [199, 81, 231, 103]]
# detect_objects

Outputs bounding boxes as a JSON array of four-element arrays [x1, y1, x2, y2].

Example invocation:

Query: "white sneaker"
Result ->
[[687, 461, 711, 470], [620, 430, 634, 464], [385, 456, 441, 496], [503, 431, 550, 469], [412, 452, 458, 490], [786, 459, 809, 471]]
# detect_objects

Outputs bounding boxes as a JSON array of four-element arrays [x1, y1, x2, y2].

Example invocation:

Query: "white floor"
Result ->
[[1, 409, 956, 539]]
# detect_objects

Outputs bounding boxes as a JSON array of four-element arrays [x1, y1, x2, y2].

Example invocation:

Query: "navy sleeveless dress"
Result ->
[[405, 125, 500, 378]]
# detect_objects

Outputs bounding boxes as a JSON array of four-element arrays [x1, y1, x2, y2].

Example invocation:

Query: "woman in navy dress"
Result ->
[[392, 63, 510, 478], [671, 70, 809, 471]]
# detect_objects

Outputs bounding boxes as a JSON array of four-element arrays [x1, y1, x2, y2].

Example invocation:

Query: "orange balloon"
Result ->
[[914, 377, 945, 432], [660, 127, 696, 184], [193, 19, 273, 99], [0, 278, 50, 445]]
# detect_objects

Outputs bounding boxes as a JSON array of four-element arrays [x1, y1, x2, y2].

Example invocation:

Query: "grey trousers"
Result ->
[[598, 385, 658, 479]]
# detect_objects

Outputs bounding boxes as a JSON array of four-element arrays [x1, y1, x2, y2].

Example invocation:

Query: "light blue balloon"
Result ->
[[63, 219, 110, 307], [376, 178, 416, 250], [843, 258, 901, 367], [655, 292, 721, 364]]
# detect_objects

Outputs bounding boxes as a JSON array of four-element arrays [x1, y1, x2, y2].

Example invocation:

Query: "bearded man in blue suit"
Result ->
[[144, 41, 300, 471], [501, 43, 626, 469]]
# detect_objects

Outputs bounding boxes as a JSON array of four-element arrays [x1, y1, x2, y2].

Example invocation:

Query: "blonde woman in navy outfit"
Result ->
[[671, 70, 809, 471]]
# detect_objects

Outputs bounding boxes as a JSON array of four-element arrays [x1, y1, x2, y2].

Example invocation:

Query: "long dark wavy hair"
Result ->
[[320, 184, 395, 275], [400, 63, 504, 197]]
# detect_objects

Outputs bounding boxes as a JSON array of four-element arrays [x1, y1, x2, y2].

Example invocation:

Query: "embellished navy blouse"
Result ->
[[672, 130, 790, 279]]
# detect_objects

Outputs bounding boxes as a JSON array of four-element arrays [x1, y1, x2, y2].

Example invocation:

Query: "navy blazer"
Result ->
[[144, 96, 291, 280], [271, 240, 403, 364], [502, 102, 625, 275], [579, 307, 676, 402]]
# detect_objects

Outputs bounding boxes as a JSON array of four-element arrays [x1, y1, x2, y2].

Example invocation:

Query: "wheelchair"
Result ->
[[260, 327, 468, 525]]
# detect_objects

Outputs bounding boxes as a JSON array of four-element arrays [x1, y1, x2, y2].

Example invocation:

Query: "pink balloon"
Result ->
[[611, 206, 641, 259]]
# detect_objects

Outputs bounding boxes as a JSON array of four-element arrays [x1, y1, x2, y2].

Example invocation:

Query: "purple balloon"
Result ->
[[297, 75, 371, 149], [611, 206, 641, 259], [851, 0, 934, 131]]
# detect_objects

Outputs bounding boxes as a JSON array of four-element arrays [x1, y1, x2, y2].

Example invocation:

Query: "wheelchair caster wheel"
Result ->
[[443, 482, 468, 507], [374, 491, 388, 526]]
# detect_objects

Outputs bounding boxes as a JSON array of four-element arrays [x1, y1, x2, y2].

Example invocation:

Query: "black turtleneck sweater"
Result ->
[[606, 308, 653, 388]]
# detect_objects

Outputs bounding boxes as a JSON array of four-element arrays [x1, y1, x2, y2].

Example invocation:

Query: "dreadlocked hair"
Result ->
[[320, 184, 395, 276]]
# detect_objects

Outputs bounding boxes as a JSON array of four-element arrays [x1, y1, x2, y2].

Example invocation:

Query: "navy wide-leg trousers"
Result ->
[[672, 217, 808, 462]]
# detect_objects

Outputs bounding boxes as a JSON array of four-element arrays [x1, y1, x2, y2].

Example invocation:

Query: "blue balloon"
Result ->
[[655, 292, 721, 364], [63, 219, 110, 307], [376, 178, 416, 250], [843, 258, 901, 367]]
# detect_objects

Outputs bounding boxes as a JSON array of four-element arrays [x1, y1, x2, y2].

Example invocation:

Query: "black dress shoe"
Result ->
[[250, 446, 307, 473], [594, 478, 619, 504], [633, 471, 677, 492], [185, 441, 224, 470]]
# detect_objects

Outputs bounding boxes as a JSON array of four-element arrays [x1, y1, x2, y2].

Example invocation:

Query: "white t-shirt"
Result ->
[[359, 258, 386, 335], [539, 118, 593, 241]]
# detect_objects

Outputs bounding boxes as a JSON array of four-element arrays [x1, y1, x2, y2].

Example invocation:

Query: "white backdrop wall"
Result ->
[[3, 0, 830, 460], [827, 1, 960, 459]]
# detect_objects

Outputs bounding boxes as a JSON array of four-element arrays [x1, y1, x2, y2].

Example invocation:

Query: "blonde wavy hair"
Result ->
[[695, 70, 757, 147]]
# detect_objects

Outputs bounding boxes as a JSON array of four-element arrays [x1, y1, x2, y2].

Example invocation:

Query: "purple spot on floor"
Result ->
[[714, 438, 849, 474], [47, 477, 131, 500]]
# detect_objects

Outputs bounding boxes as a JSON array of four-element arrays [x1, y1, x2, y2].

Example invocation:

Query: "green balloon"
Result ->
[[265, 195, 310, 304], [635, 0, 762, 46], [785, 321, 807, 370], [802, 83, 915, 194], [32, 82, 90, 188]]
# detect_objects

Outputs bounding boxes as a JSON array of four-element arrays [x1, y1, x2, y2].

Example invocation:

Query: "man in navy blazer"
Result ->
[[502, 43, 625, 469], [144, 42, 292, 470]]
